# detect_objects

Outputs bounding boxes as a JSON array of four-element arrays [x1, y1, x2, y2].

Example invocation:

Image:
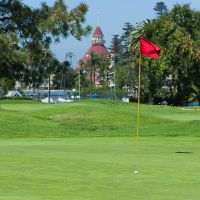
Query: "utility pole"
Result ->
[[48, 75, 51, 103], [66, 52, 74, 99], [110, 59, 116, 100], [63, 65, 66, 98], [90, 60, 92, 99], [66, 52, 74, 67], [114, 63, 116, 100], [79, 69, 81, 100], [86, 54, 93, 99]]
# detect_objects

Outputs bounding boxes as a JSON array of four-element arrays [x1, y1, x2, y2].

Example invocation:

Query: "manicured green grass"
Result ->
[[0, 99, 200, 199], [0, 99, 200, 138], [0, 137, 200, 200]]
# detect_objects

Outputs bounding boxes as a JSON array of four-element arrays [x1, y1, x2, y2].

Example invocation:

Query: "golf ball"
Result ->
[[134, 170, 138, 174]]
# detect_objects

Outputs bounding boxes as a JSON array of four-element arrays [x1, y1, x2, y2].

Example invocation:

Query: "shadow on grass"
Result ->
[[175, 151, 193, 154]]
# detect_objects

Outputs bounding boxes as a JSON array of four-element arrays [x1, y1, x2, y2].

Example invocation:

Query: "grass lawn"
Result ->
[[0, 99, 199, 138], [0, 99, 200, 199], [0, 137, 200, 200]]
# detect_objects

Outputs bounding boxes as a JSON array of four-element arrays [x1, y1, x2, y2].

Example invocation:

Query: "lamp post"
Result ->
[[109, 60, 116, 100], [78, 60, 86, 101], [66, 52, 74, 67], [86, 54, 93, 99], [63, 64, 66, 99], [78, 68, 81, 100], [113, 63, 116, 100], [90, 58, 92, 99], [48, 75, 51, 103], [65, 52, 74, 98]]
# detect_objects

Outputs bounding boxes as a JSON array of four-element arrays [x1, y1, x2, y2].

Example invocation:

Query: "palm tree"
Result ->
[[128, 20, 149, 53], [66, 52, 75, 67]]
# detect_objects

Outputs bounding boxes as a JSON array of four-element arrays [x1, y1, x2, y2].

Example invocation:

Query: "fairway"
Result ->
[[0, 100, 200, 138], [0, 137, 200, 200], [0, 100, 200, 199]]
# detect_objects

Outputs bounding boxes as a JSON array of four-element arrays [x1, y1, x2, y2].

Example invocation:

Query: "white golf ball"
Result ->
[[134, 170, 138, 174]]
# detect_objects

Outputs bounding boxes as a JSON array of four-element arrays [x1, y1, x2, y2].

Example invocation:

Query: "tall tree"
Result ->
[[153, 1, 168, 16], [129, 4, 200, 105], [0, 0, 91, 91], [53, 60, 76, 90], [109, 34, 123, 64], [121, 23, 133, 64]]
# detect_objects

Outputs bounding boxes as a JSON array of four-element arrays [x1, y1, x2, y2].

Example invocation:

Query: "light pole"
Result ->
[[66, 52, 74, 67], [109, 60, 116, 100], [113, 63, 116, 100], [86, 54, 93, 99], [78, 68, 81, 100], [90, 58, 92, 99], [48, 75, 51, 103], [63, 64, 66, 99], [65, 52, 74, 98]]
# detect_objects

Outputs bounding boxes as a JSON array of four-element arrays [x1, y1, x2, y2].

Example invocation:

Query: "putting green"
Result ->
[[0, 137, 200, 200]]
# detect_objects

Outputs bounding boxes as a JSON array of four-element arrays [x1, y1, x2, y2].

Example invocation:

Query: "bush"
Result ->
[[0, 96, 31, 100]]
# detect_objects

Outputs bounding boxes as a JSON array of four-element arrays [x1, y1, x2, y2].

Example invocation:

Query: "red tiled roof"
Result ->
[[93, 26, 104, 37], [83, 45, 109, 60]]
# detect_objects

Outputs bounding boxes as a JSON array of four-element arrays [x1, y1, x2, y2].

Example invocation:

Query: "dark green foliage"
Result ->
[[109, 34, 123, 64], [129, 4, 200, 105], [153, 1, 168, 16], [121, 22, 133, 63], [109, 24, 136, 95], [0, 77, 16, 94], [0, 0, 91, 92], [53, 60, 77, 89], [0, 96, 31, 100]]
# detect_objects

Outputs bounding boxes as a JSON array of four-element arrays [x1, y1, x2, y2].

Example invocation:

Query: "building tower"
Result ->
[[83, 26, 109, 60]]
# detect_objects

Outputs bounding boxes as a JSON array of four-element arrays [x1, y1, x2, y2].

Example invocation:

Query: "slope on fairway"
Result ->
[[0, 99, 200, 137]]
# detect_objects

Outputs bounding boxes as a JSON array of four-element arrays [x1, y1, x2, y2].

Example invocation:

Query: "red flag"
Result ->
[[140, 37, 160, 59]]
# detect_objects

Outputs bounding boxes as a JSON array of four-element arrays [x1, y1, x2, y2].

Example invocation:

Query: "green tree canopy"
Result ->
[[129, 4, 200, 105], [0, 0, 91, 92], [153, 1, 168, 16]]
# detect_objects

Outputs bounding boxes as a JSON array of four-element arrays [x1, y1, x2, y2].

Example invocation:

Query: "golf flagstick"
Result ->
[[135, 37, 160, 152], [136, 54, 142, 152]]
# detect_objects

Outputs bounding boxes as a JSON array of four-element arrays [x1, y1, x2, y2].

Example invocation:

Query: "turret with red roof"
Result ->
[[83, 26, 109, 61]]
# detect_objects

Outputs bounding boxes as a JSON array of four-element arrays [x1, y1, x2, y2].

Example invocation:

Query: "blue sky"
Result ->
[[23, 0, 200, 67]]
